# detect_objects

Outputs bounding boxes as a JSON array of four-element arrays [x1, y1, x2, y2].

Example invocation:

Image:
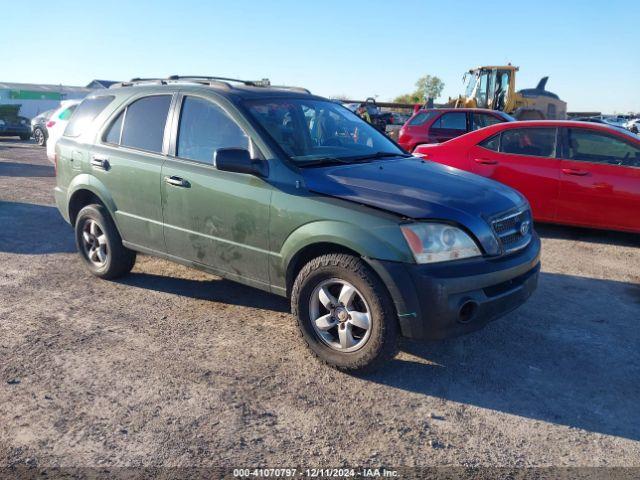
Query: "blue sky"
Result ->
[[4, 0, 638, 113]]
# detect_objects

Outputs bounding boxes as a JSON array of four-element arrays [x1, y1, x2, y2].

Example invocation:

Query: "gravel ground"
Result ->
[[1, 139, 639, 471]]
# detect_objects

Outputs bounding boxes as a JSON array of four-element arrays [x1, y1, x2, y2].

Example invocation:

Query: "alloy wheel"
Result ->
[[34, 129, 44, 146], [81, 219, 108, 267], [309, 278, 372, 352]]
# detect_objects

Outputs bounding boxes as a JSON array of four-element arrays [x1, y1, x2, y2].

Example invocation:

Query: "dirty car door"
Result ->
[[161, 94, 272, 285]]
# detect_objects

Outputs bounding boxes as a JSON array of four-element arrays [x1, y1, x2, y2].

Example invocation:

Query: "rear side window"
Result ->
[[58, 105, 77, 121], [472, 113, 503, 130], [64, 96, 114, 137], [432, 112, 466, 130], [177, 96, 249, 164], [408, 111, 438, 126], [501, 128, 556, 157], [120, 95, 172, 153]]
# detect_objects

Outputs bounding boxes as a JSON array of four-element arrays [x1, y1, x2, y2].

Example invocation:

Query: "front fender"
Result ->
[[281, 220, 411, 268], [272, 219, 412, 294]]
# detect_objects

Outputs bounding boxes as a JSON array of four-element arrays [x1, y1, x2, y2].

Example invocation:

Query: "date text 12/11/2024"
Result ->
[[233, 468, 399, 478]]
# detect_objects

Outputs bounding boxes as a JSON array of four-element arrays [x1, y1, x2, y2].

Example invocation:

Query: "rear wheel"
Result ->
[[75, 204, 136, 279], [33, 127, 46, 146], [291, 253, 398, 372]]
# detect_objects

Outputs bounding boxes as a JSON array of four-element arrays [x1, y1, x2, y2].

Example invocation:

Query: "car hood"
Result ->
[[301, 157, 527, 256]]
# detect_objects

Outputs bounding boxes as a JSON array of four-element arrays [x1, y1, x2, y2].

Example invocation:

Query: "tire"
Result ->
[[33, 127, 46, 146], [291, 253, 398, 373], [74, 204, 136, 279]]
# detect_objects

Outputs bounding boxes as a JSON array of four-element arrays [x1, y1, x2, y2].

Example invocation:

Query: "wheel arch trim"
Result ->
[[277, 220, 412, 295], [66, 175, 118, 225]]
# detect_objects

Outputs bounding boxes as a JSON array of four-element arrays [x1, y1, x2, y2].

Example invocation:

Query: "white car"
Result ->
[[46, 100, 81, 162], [624, 118, 640, 134]]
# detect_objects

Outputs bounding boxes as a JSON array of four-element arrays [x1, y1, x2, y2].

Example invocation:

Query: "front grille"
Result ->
[[491, 208, 532, 254]]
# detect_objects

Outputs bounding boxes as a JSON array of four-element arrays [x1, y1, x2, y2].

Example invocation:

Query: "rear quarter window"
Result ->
[[479, 134, 500, 151], [64, 96, 115, 137], [103, 110, 124, 145]]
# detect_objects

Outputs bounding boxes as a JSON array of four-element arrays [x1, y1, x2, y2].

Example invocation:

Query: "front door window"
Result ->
[[563, 128, 640, 167], [177, 96, 249, 164]]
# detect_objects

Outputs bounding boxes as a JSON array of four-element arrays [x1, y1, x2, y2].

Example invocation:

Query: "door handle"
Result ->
[[474, 158, 498, 165], [561, 168, 588, 176], [90, 156, 109, 170], [164, 175, 189, 187]]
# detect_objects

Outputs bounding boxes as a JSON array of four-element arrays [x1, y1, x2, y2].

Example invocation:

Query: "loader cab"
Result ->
[[463, 67, 516, 111]]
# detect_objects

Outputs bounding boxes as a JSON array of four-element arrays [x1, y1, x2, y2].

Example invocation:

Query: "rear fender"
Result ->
[[66, 174, 118, 224]]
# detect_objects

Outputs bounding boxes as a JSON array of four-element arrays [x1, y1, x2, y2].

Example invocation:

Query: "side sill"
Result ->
[[122, 241, 283, 297]]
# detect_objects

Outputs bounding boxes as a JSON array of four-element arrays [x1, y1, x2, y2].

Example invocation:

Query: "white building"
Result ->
[[0, 80, 117, 118]]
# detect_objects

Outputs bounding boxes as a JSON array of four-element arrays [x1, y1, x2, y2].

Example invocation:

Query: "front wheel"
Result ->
[[291, 253, 398, 372], [75, 204, 136, 279]]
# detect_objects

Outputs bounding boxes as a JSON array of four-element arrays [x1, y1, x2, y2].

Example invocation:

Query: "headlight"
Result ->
[[401, 223, 481, 263]]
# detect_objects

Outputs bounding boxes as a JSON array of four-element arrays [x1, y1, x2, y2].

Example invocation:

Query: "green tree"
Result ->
[[393, 74, 445, 104], [415, 75, 445, 102], [393, 92, 422, 104]]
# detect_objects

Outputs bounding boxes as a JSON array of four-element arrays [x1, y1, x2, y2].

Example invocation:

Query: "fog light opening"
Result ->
[[458, 300, 478, 324]]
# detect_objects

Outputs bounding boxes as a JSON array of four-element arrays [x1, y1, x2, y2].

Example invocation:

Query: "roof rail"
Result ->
[[109, 76, 311, 94], [270, 85, 312, 95], [166, 75, 272, 88], [109, 78, 168, 88]]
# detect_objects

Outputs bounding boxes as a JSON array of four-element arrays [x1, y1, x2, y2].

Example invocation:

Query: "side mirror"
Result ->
[[213, 148, 269, 177]]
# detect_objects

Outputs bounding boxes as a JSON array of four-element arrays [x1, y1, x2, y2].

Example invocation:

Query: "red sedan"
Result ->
[[413, 121, 640, 233], [397, 108, 514, 152]]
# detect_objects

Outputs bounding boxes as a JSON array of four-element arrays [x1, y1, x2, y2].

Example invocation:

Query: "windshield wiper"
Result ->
[[296, 152, 411, 167], [346, 151, 412, 162], [296, 157, 354, 167]]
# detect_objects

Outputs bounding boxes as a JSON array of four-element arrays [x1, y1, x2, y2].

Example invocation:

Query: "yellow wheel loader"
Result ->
[[449, 65, 566, 120]]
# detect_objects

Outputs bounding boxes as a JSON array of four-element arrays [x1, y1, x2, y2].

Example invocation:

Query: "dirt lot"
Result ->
[[1, 139, 639, 471]]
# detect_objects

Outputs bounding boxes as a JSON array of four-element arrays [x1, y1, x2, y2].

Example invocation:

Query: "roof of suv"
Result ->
[[106, 76, 323, 102]]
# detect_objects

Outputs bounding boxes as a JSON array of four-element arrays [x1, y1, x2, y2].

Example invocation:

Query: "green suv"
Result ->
[[55, 76, 540, 372]]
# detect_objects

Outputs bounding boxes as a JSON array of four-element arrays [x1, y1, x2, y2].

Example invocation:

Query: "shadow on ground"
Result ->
[[368, 271, 640, 441], [0, 161, 54, 177], [120, 272, 290, 313], [0, 138, 36, 153], [0, 201, 75, 254]]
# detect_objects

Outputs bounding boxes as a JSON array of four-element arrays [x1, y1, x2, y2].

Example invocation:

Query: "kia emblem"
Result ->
[[520, 221, 530, 236]]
